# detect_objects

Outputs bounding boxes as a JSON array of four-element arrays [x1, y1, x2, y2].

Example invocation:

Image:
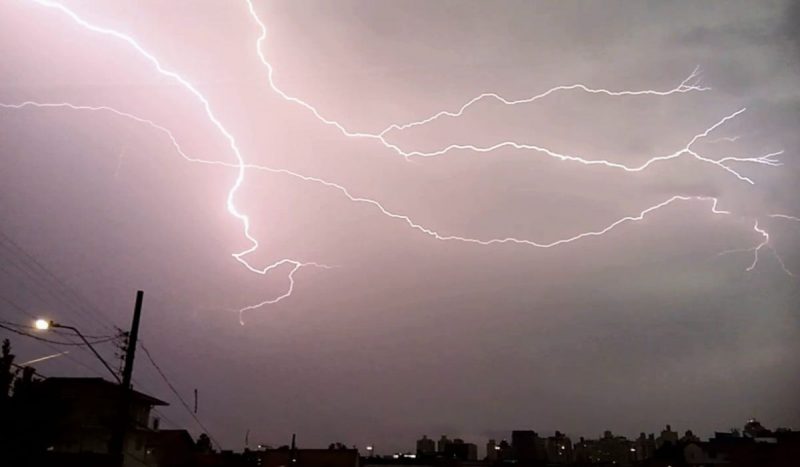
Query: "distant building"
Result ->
[[486, 439, 498, 462], [681, 429, 700, 443], [683, 441, 729, 465], [544, 431, 573, 464], [573, 437, 592, 464], [443, 438, 477, 461], [486, 439, 511, 463], [744, 418, 772, 438], [416, 435, 435, 456], [657, 424, 679, 448], [437, 435, 451, 453], [511, 430, 545, 465], [574, 430, 634, 466], [633, 432, 656, 461], [686, 424, 800, 467]]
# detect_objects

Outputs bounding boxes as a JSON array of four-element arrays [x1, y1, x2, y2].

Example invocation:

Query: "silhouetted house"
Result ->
[[259, 448, 359, 467], [31, 377, 167, 467]]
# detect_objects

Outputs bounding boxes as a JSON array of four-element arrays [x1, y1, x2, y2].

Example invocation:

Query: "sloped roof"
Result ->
[[42, 377, 168, 406]]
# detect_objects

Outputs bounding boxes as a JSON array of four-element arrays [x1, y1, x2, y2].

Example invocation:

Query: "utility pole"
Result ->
[[111, 290, 145, 467], [121, 290, 143, 389]]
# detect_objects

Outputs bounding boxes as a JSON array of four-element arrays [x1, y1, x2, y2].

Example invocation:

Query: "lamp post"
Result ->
[[34, 319, 120, 383], [34, 290, 144, 467]]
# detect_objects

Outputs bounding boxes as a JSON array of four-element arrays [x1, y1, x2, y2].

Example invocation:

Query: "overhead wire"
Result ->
[[0, 322, 117, 346], [0, 230, 119, 333], [2, 326, 114, 381], [0, 319, 114, 340], [0, 296, 122, 379], [139, 342, 221, 449], [0, 258, 118, 337], [0, 240, 128, 372]]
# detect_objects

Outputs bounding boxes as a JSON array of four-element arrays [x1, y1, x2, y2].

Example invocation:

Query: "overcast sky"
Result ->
[[1, 0, 798, 455]]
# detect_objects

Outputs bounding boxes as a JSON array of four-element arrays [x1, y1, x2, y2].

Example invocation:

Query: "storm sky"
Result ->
[[1, 0, 799, 454]]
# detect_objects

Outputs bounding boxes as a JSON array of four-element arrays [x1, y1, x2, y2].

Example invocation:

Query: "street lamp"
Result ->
[[34, 319, 121, 383]]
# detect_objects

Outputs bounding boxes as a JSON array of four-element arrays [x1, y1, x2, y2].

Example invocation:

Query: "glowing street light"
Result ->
[[33, 318, 120, 383]]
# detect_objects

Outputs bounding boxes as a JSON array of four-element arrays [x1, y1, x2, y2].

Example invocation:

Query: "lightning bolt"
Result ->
[[22, 0, 331, 315], [6, 0, 795, 319], [718, 220, 796, 277], [377, 66, 710, 134], [244, 1, 779, 185], [747, 221, 771, 272], [393, 108, 781, 185], [769, 214, 800, 223], [705, 136, 742, 144], [2, 101, 783, 273], [765, 213, 800, 276]]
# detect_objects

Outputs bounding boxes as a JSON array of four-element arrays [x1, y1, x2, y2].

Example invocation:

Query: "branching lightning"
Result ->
[[2, 101, 788, 278], [718, 219, 797, 277], [769, 214, 800, 223], [3, 0, 796, 320], [243, 1, 778, 185], [377, 67, 710, 135], [21, 0, 332, 318]]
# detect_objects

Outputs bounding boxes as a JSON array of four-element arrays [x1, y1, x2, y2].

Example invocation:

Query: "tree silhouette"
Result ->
[[196, 433, 213, 453]]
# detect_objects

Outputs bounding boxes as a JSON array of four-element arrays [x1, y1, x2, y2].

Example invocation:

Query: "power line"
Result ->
[[0, 260, 65, 318], [0, 231, 119, 333], [0, 319, 113, 340], [1, 320, 114, 381], [0, 322, 117, 346], [0, 230, 133, 382], [0, 295, 96, 360], [10, 361, 47, 380], [0, 287, 129, 383], [139, 342, 221, 449], [7, 333, 114, 381], [0, 259, 118, 337], [128, 376, 185, 431], [0, 253, 118, 337]]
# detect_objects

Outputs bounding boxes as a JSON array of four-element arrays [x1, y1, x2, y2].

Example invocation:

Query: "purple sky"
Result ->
[[1, 0, 799, 455]]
